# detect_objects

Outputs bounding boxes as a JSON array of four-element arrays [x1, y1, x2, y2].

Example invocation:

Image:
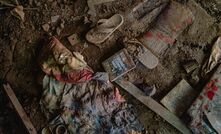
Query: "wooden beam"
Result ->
[[115, 79, 191, 134], [3, 83, 37, 134]]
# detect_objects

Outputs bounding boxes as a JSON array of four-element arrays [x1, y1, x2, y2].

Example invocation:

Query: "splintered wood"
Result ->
[[3, 83, 37, 134]]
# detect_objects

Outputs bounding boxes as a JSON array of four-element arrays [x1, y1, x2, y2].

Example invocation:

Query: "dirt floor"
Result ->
[[0, 0, 221, 133]]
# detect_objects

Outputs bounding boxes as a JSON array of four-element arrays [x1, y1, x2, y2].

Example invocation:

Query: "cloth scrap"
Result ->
[[41, 75, 144, 134], [188, 64, 221, 134]]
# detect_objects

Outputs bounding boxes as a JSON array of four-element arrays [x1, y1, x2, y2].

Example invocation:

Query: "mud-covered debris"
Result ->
[[67, 33, 81, 46], [183, 60, 199, 73], [202, 36, 221, 76], [10, 5, 25, 22], [42, 23, 50, 32]]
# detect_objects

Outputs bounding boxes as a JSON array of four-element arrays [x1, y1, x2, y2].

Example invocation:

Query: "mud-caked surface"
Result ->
[[0, 0, 221, 133]]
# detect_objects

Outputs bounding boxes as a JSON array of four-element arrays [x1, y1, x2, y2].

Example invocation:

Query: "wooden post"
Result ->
[[115, 79, 192, 134], [3, 83, 37, 134]]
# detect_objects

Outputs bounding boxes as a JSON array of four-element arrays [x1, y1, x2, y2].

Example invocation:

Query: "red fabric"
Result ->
[[54, 69, 93, 84]]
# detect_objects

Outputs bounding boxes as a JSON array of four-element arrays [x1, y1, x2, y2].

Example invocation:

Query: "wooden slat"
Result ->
[[115, 79, 191, 134], [3, 83, 37, 134]]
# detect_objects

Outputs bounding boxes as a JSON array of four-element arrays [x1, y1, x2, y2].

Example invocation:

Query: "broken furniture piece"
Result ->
[[115, 79, 192, 134], [2, 83, 37, 134], [139, 1, 194, 55], [188, 64, 221, 134], [102, 49, 136, 82], [161, 79, 196, 117]]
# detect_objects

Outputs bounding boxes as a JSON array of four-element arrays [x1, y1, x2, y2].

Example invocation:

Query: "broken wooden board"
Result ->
[[3, 83, 37, 134], [115, 79, 191, 134]]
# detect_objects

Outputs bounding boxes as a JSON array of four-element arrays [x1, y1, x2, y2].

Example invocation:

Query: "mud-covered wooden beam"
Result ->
[[2, 83, 37, 134]]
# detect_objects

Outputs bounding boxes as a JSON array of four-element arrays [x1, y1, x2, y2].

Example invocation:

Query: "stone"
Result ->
[[51, 15, 60, 23], [42, 23, 50, 32]]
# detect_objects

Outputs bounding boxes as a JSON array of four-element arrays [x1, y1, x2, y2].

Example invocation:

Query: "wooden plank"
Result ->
[[3, 83, 37, 134], [115, 79, 192, 134]]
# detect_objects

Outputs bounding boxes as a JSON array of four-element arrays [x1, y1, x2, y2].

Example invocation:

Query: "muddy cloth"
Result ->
[[41, 75, 144, 134], [38, 37, 93, 84], [188, 65, 221, 134]]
